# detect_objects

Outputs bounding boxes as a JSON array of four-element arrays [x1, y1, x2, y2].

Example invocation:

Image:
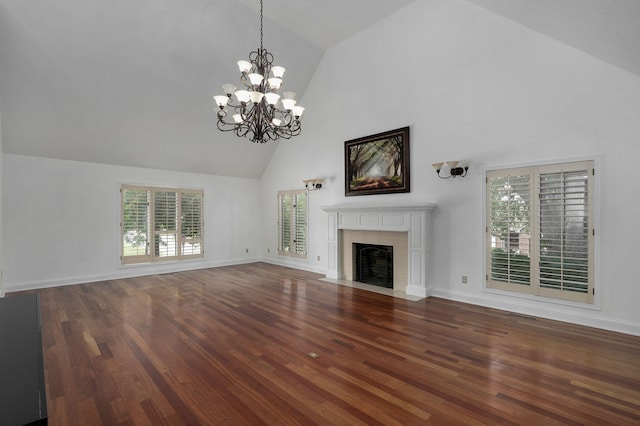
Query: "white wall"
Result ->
[[261, 0, 640, 335], [2, 154, 262, 291], [0, 113, 3, 297]]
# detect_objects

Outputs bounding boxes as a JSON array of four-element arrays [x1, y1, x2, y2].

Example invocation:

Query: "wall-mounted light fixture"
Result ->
[[432, 161, 469, 179], [304, 179, 323, 191]]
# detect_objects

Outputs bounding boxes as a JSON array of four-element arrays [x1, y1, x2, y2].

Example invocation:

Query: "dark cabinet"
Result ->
[[0, 294, 48, 425]]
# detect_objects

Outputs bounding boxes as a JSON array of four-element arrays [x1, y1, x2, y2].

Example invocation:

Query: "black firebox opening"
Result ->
[[353, 243, 393, 288]]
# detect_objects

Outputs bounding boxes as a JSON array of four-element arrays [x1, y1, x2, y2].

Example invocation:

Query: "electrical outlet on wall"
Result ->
[[462, 275, 468, 284]]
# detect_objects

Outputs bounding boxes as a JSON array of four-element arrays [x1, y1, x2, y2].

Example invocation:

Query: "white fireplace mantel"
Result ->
[[321, 203, 436, 298]]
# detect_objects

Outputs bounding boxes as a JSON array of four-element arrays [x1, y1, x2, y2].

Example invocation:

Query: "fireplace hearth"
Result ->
[[354, 243, 393, 288]]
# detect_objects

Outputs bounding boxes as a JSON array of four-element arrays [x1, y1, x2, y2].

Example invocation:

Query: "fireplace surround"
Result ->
[[322, 204, 436, 298], [341, 229, 407, 292]]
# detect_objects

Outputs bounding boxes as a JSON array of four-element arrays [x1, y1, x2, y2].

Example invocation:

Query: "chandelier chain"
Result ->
[[260, 0, 264, 51]]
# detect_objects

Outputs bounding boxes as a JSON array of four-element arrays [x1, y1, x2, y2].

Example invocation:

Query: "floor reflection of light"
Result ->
[[281, 278, 310, 320]]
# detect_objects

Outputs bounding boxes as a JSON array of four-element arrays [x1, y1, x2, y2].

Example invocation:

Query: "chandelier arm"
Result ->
[[237, 127, 252, 139], [217, 121, 232, 132], [239, 73, 250, 88]]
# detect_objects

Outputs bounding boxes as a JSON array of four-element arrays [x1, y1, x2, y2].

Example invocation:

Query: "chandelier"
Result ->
[[213, 0, 305, 144]]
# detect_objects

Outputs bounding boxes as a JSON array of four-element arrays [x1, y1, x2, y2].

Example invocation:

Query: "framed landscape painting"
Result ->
[[344, 126, 410, 196]]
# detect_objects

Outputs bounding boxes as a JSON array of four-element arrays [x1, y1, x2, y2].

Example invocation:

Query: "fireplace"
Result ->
[[341, 230, 407, 291], [322, 204, 435, 298], [354, 243, 393, 288]]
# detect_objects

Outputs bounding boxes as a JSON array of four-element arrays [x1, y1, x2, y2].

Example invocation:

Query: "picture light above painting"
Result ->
[[344, 126, 410, 196]]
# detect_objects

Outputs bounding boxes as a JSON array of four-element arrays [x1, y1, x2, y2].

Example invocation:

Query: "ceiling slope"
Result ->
[[465, 0, 640, 78], [234, 0, 418, 50]]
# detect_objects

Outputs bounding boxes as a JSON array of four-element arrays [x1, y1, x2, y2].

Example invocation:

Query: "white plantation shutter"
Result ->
[[278, 190, 307, 258], [294, 193, 307, 255], [121, 187, 151, 264], [538, 162, 593, 302], [154, 191, 178, 259], [278, 192, 292, 253], [180, 192, 204, 257], [487, 168, 531, 293], [486, 161, 594, 303], [122, 185, 203, 264]]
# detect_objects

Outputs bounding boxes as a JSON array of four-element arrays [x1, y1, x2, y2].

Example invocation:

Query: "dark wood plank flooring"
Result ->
[[10, 262, 640, 425]]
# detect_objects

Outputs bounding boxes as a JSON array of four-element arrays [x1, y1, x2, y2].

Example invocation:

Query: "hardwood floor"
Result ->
[[11, 262, 640, 425]]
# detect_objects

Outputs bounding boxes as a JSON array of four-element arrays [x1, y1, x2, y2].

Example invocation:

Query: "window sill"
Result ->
[[484, 287, 601, 311], [119, 257, 206, 269]]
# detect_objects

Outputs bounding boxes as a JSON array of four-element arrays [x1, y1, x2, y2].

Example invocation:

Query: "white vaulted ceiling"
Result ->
[[465, 0, 640, 79], [1, 0, 639, 178]]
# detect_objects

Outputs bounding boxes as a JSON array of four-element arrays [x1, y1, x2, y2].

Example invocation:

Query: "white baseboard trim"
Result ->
[[406, 284, 430, 299], [260, 257, 326, 275], [431, 288, 640, 336], [3, 257, 260, 293]]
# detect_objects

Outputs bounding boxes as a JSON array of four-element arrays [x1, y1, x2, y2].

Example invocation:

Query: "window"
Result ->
[[121, 185, 204, 264], [278, 190, 307, 258], [486, 161, 594, 304]]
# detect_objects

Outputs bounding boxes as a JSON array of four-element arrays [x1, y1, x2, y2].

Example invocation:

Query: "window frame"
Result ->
[[485, 159, 598, 306], [277, 189, 308, 259], [121, 185, 204, 265]]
